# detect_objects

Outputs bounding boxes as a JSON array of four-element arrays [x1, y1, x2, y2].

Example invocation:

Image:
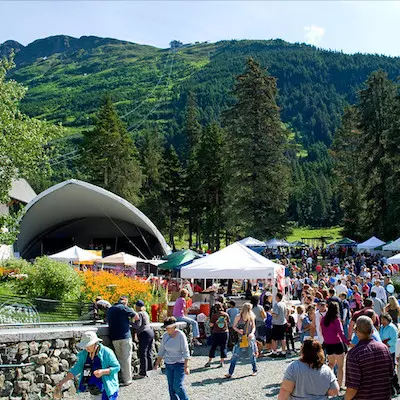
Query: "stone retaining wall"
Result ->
[[0, 323, 191, 400]]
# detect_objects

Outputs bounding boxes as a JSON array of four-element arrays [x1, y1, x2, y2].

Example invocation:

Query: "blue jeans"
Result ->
[[228, 341, 257, 375], [343, 320, 349, 339], [165, 363, 189, 400], [176, 316, 200, 338]]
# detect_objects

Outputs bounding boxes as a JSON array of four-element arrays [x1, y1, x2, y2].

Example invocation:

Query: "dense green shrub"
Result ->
[[14, 257, 82, 301]]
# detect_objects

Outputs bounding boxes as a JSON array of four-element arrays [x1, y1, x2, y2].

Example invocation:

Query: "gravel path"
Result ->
[[79, 344, 346, 400]]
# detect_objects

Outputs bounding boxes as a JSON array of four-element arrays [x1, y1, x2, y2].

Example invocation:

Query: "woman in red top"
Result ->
[[321, 302, 350, 389]]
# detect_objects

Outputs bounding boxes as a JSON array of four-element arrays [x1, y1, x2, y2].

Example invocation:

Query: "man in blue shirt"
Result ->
[[107, 296, 138, 386]]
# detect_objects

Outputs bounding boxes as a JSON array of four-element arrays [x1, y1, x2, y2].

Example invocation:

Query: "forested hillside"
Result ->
[[2, 35, 400, 234]]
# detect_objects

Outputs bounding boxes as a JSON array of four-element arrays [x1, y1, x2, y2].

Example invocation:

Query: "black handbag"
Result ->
[[88, 384, 102, 396]]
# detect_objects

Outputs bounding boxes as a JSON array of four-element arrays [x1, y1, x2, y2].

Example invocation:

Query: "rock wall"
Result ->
[[0, 323, 191, 400]]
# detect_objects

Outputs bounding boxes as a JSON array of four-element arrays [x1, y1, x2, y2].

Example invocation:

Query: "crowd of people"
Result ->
[[54, 250, 400, 400]]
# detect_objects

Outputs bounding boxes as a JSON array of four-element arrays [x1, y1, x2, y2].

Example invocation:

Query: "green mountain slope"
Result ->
[[2, 34, 400, 146]]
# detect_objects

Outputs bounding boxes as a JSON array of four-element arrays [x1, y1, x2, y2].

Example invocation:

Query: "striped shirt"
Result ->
[[346, 339, 393, 400]]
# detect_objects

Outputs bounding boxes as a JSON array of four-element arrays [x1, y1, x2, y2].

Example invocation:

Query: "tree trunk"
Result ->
[[170, 213, 176, 251], [188, 215, 193, 249]]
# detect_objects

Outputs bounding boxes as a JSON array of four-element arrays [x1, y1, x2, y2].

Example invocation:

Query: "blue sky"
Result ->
[[1, 1, 400, 56]]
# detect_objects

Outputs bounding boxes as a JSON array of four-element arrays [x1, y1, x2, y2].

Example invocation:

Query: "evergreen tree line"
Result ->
[[77, 58, 290, 250], [332, 70, 400, 241], [34, 60, 400, 247]]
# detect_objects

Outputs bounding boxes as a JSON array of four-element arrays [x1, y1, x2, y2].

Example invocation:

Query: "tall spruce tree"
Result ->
[[80, 95, 142, 204], [357, 70, 397, 239], [183, 92, 202, 248], [223, 58, 290, 238], [137, 126, 166, 230], [162, 145, 185, 251], [384, 91, 400, 237], [195, 122, 225, 251], [331, 106, 363, 238]]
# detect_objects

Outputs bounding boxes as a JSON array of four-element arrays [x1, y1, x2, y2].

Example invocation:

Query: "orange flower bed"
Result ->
[[80, 270, 153, 305]]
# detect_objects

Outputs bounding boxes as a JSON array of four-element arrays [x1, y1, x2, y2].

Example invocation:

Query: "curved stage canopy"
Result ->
[[16, 179, 170, 260]]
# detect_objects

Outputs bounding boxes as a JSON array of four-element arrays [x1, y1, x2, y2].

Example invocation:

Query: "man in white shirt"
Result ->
[[370, 280, 387, 304], [335, 279, 348, 296], [315, 301, 327, 344]]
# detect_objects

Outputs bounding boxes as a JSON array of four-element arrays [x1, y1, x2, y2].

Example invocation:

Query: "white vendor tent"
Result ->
[[180, 242, 284, 280], [265, 238, 290, 248], [382, 237, 400, 252], [48, 245, 101, 263], [98, 252, 145, 266], [388, 253, 400, 264], [238, 237, 266, 247], [356, 236, 385, 253]]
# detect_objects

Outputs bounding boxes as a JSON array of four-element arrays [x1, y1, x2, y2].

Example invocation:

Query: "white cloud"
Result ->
[[304, 25, 325, 45]]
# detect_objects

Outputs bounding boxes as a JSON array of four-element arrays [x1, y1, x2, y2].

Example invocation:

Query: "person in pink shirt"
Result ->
[[321, 301, 350, 390], [173, 289, 202, 345]]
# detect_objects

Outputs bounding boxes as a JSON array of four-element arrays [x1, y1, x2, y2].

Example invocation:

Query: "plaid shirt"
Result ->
[[346, 338, 393, 400]]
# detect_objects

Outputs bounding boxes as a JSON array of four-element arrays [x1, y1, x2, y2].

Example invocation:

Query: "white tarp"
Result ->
[[356, 236, 385, 252], [265, 238, 290, 248], [388, 253, 400, 264], [48, 245, 101, 263], [0, 245, 12, 261], [98, 252, 145, 266], [382, 238, 400, 251], [238, 237, 266, 247], [180, 242, 283, 279]]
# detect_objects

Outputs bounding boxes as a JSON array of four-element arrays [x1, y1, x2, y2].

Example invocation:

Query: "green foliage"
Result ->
[[137, 127, 167, 231], [0, 55, 63, 243], [332, 71, 400, 240], [162, 145, 185, 250], [14, 257, 82, 301], [194, 122, 225, 250], [223, 58, 290, 238], [80, 95, 142, 204]]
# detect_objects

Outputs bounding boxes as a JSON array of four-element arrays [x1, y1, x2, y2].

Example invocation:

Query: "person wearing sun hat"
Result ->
[[154, 317, 190, 400], [55, 330, 120, 399]]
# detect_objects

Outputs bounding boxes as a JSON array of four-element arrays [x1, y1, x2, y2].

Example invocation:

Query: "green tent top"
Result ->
[[290, 240, 307, 247], [374, 241, 392, 251], [335, 237, 357, 246], [158, 249, 202, 270]]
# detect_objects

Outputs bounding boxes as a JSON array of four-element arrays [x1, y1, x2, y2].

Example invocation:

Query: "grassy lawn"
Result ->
[[172, 226, 344, 250], [286, 226, 342, 242]]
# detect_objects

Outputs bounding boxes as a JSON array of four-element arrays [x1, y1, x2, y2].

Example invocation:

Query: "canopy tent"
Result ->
[[265, 238, 290, 248], [335, 237, 357, 247], [98, 252, 145, 266], [388, 253, 400, 264], [356, 236, 385, 253], [48, 245, 101, 263], [382, 238, 400, 252], [289, 240, 307, 248], [180, 242, 284, 280], [158, 249, 202, 271], [238, 237, 266, 247], [375, 241, 392, 251]]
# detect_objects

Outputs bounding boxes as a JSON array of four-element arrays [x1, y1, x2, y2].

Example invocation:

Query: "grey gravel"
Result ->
[[78, 344, 346, 400]]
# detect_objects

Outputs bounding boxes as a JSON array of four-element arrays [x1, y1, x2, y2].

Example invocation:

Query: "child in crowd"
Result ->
[[263, 305, 273, 354], [285, 307, 296, 354], [227, 300, 240, 351]]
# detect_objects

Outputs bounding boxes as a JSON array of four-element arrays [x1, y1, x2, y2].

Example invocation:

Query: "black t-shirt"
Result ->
[[107, 303, 136, 341]]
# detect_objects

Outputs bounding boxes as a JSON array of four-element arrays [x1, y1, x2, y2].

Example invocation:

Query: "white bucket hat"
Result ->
[[77, 331, 102, 349]]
